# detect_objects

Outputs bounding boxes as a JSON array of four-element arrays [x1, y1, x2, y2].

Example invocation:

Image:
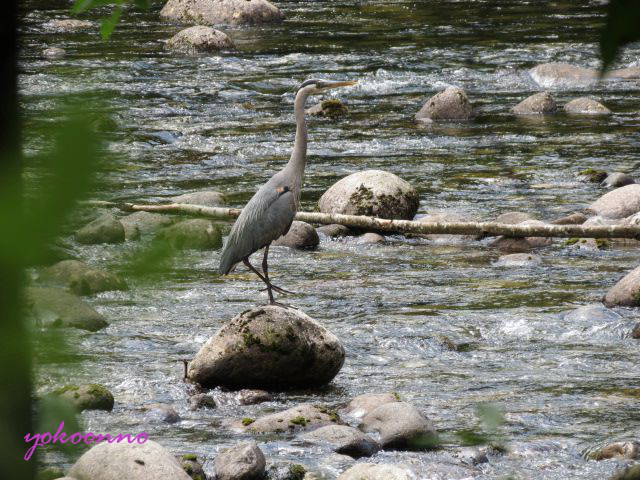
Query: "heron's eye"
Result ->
[[275, 186, 290, 196]]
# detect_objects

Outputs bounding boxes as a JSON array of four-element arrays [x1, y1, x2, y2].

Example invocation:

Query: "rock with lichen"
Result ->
[[51, 384, 114, 412], [307, 99, 348, 119], [187, 305, 345, 389], [511, 91, 557, 115], [564, 97, 610, 115], [76, 214, 125, 244], [415, 86, 474, 122], [167, 26, 234, 53], [157, 219, 222, 250], [39, 260, 127, 295], [231, 403, 340, 434], [177, 454, 206, 480], [160, 0, 284, 26]]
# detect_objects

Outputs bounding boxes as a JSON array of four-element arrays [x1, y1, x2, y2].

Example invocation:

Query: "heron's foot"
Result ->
[[260, 284, 296, 295]]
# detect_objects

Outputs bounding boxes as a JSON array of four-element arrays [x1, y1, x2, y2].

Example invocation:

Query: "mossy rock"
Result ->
[[157, 219, 222, 250], [307, 99, 348, 119], [39, 260, 127, 295], [52, 384, 114, 412]]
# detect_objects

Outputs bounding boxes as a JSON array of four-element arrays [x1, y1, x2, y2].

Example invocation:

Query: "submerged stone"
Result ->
[[51, 384, 114, 412]]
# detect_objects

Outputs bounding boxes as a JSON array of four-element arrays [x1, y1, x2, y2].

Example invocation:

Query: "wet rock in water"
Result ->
[[338, 463, 414, 480], [214, 442, 265, 480], [603, 266, 640, 307], [318, 170, 419, 221], [551, 212, 587, 225], [342, 392, 399, 419], [167, 26, 233, 53], [301, 425, 380, 458], [187, 305, 345, 390], [359, 402, 436, 450], [68, 440, 191, 480], [496, 211, 534, 224], [307, 99, 348, 119], [455, 446, 489, 465], [45, 19, 94, 32], [415, 86, 474, 122], [589, 441, 640, 461], [51, 384, 114, 412], [160, 0, 284, 26], [39, 260, 127, 295], [76, 213, 125, 244], [563, 304, 621, 323], [511, 91, 557, 115], [602, 172, 635, 189], [188, 393, 216, 410], [494, 253, 542, 267], [317, 224, 353, 238], [631, 323, 640, 339], [170, 190, 225, 206], [528, 63, 597, 88], [489, 220, 552, 253], [273, 221, 319, 249], [266, 461, 307, 480], [157, 219, 221, 250], [43, 47, 65, 58], [416, 212, 481, 244], [120, 211, 174, 240], [235, 403, 339, 434], [608, 67, 640, 79], [579, 168, 608, 183], [177, 454, 206, 480], [588, 184, 640, 219], [236, 389, 273, 405], [355, 232, 385, 244], [564, 237, 607, 251], [143, 404, 180, 423], [27, 287, 108, 331], [564, 97, 611, 115], [610, 464, 640, 480]]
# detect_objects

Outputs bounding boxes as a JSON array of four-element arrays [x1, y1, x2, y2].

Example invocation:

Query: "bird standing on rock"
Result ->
[[219, 79, 357, 304]]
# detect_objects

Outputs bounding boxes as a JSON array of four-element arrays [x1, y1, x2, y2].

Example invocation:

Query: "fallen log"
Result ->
[[81, 200, 640, 239]]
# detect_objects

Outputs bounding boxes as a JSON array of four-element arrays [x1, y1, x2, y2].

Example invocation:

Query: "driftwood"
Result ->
[[82, 200, 640, 239]]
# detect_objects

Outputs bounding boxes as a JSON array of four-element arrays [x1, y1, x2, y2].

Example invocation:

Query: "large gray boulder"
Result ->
[[75, 214, 125, 244], [167, 26, 233, 53], [120, 211, 174, 239], [235, 403, 339, 434], [214, 442, 266, 480], [342, 392, 399, 419], [27, 287, 108, 331], [171, 190, 225, 206], [157, 218, 222, 250], [511, 91, 557, 115], [528, 63, 597, 88], [603, 266, 640, 307], [273, 221, 319, 249], [415, 86, 473, 122], [588, 184, 640, 219], [160, 0, 284, 26], [301, 425, 379, 458], [359, 402, 436, 450], [68, 440, 191, 480], [51, 384, 114, 412], [187, 305, 345, 389], [318, 170, 419, 220], [39, 260, 127, 295], [338, 463, 414, 480], [564, 97, 610, 115]]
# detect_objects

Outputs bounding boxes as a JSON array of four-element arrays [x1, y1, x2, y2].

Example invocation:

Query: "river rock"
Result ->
[[68, 440, 192, 480], [273, 221, 319, 249], [45, 19, 94, 32], [603, 266, 640, 307], [307, 99, 348, 119], [51, 384, 114, 412], [496, 211, 534, 224], [76, 213, 125, 244], [237, 404, 338, 434], [415, 86, 473, 121], [611, 464, 640, 480], [551, 212, 586, 225], [27, 287, 108, 331], [355, 232, 385, 244], [563, 304, 621, 323], [343, 393, 399, 419], [171, 190, 225, 206], [237, 389, 273, 405], [178, 454, 206, 480], [511, 91, 557, 115], [157, 218, 221, 250], [608, 67, 640, 79], [43, 47, 66, 58], [167, 26, 233, 53], [417, 212, 480, 244], [143, 404, 180, 423], [338, 463, 414, 480], [359, 402, 436, 450], [494, 253, 542, 267], [188, 393, 216, 410], [160, 0, 284, 26], [318, 170, 419, 221], [588, 184, 640, 219], [589, 441, 640, 461], [187, 305, 345, 389], [632, 323, 640, 339], [301, 425, 379, 458], [317, 224, 353, 238], [120, 211, 174, 239], [214, 442, 265, 480], [528, 63, 597, 88], [564, 97, 611, 115], [602, 172, 635, 189], [489, 220, 552, 252], [580, 168, 608, 183], [40, 260, 127, 295]]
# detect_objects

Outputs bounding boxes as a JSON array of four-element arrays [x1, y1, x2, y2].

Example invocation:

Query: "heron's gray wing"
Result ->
[[219, 181, 295, 274]]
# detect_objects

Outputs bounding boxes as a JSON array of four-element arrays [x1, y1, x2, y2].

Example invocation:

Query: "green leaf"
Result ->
[[100, 4, 123, 40], [600, 0, 640, 72]]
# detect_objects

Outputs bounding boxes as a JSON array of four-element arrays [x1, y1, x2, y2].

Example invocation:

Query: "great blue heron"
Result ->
[[219, 79, 356, 304]]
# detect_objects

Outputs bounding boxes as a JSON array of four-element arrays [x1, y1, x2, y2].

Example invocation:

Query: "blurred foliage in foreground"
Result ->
[[600, 0, 640, 72]]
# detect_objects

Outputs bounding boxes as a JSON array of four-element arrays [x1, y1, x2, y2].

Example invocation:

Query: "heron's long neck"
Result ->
[[286, 89, 309, 179]]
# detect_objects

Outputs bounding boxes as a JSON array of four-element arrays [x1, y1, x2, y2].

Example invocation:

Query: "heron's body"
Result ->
[[218, 79, 356, 303]]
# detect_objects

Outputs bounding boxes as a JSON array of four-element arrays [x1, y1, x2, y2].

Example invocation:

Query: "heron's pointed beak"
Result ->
[[322, 80, 357, 90]]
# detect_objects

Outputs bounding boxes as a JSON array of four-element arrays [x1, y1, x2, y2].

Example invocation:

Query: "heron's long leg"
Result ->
[[243, 258, 276, 303], [261, 244, 295, 295]]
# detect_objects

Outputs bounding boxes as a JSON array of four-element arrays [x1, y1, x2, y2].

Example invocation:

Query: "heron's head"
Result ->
[[297, 78, 357, 95]]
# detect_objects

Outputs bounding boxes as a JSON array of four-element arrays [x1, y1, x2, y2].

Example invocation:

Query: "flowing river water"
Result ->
[[19, 1, 640, 478]]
